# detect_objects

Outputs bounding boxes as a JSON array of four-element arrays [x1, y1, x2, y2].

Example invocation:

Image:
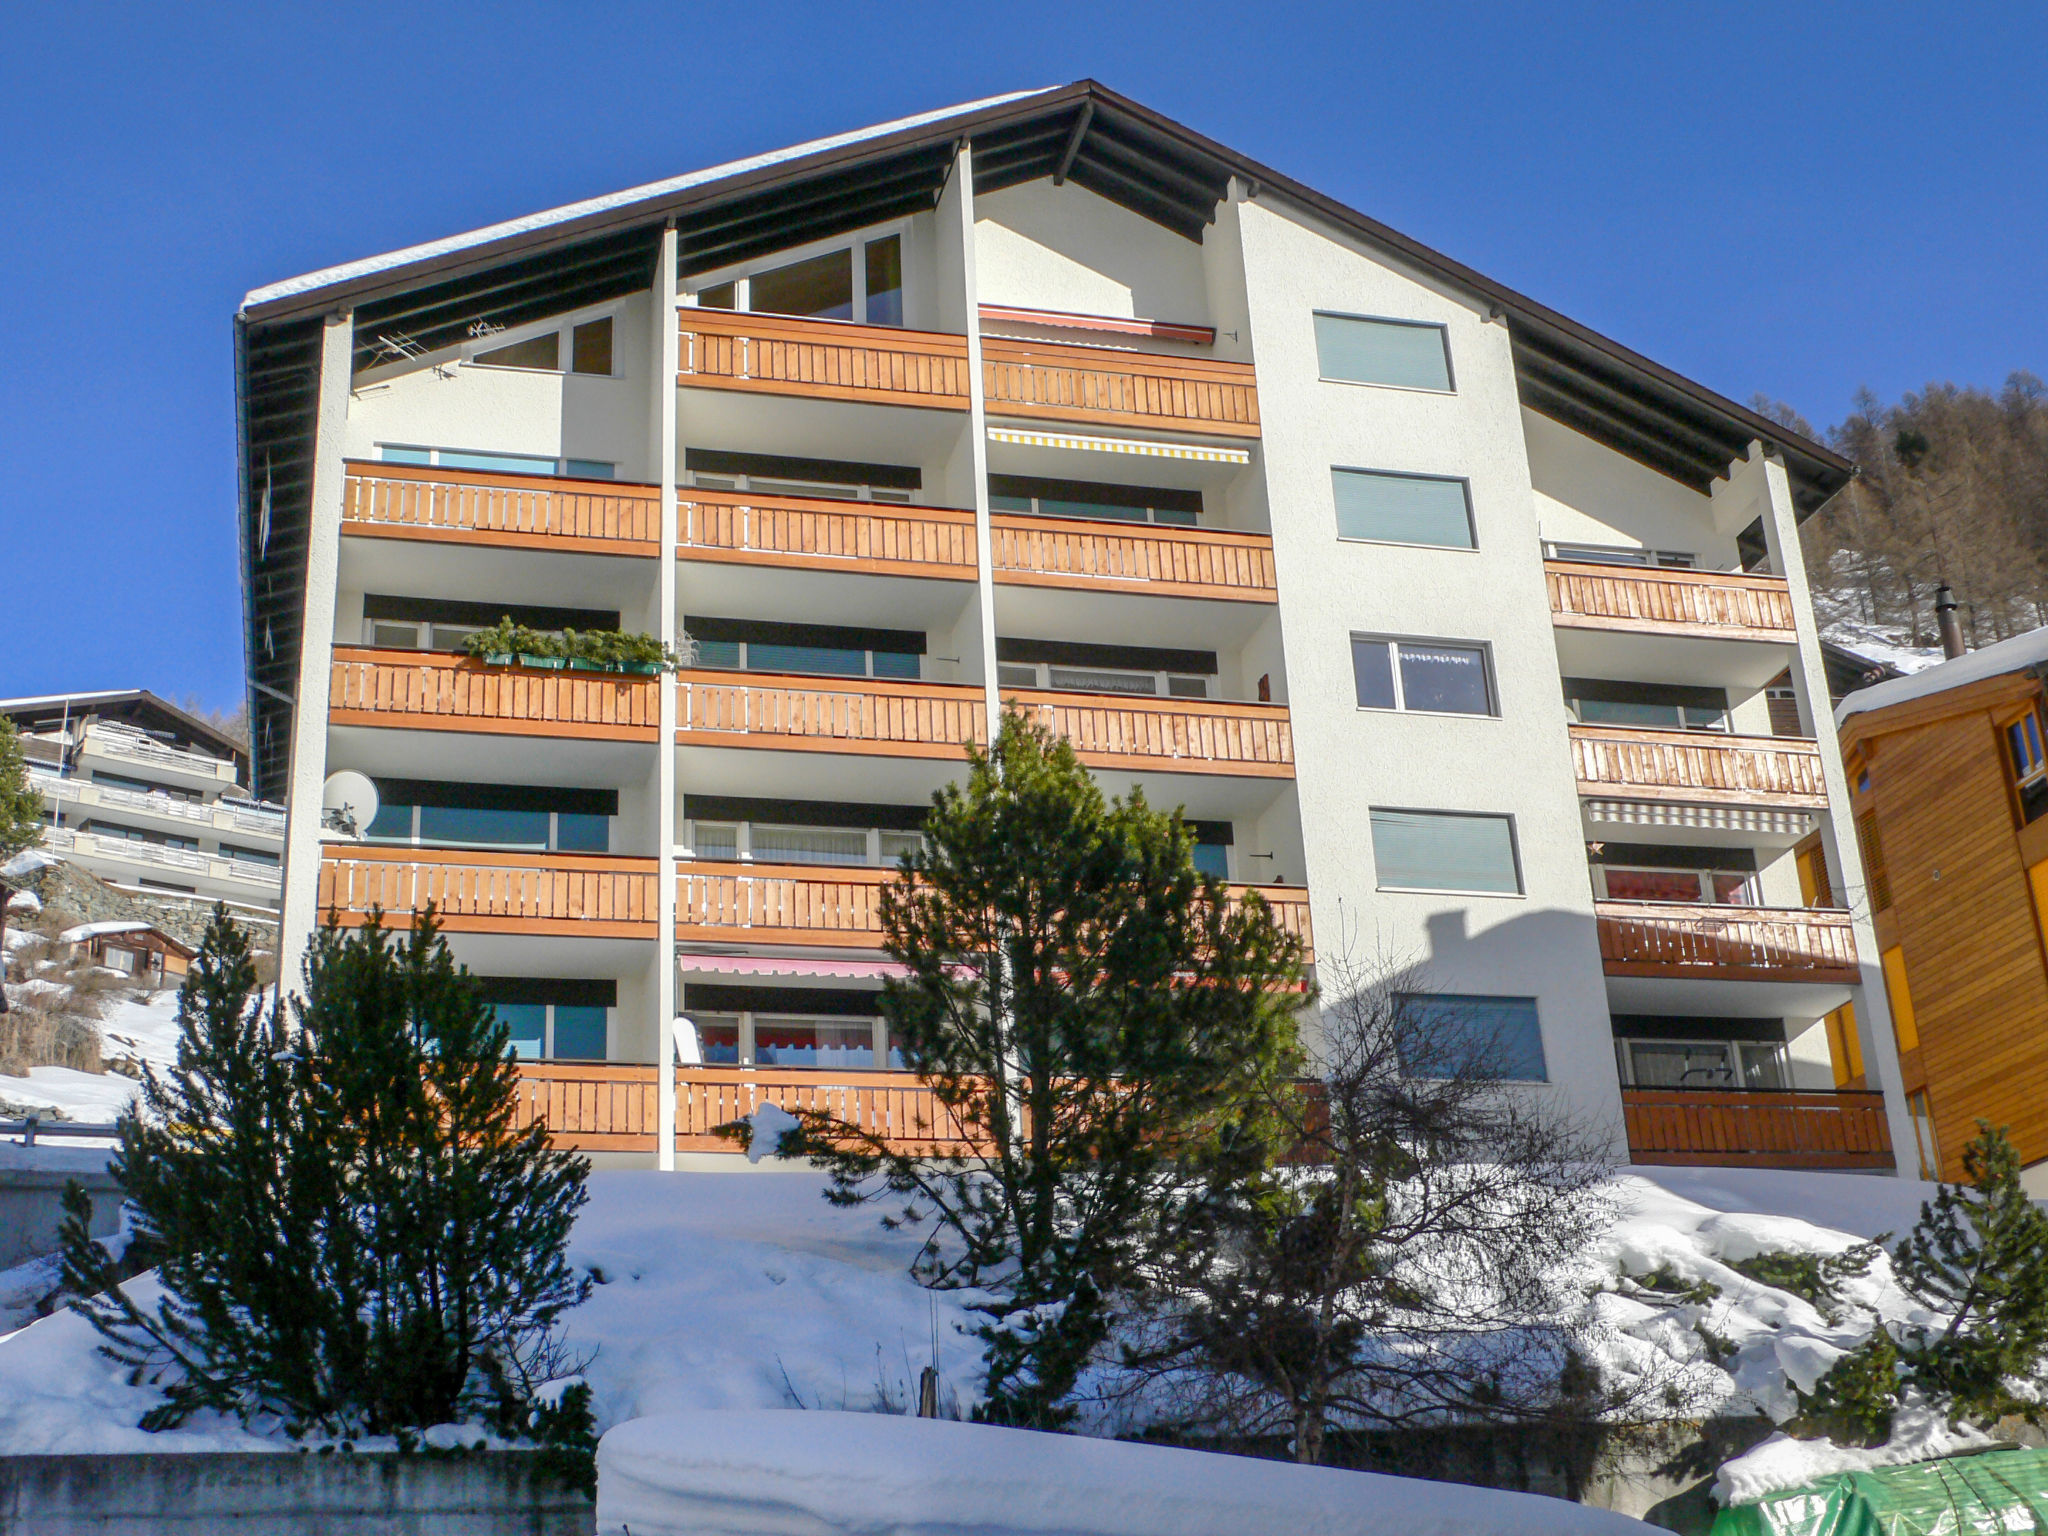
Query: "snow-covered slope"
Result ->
[[0, 990, 181, 1124]]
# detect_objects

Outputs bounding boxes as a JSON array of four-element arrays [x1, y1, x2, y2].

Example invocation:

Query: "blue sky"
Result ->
[[3, 2, 2043, 714]]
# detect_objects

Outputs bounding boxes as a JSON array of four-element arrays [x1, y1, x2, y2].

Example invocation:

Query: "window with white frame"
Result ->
[[689, 230, 905, 326], [986, 474, 1203, 527], [684, 818, 924, 869], [363, 780, 613, 854], [1312, 313, 1454, 392], [1544, 541, 1698, 569], [1614, 1035, 1788, 1091], [467, 312, 616, 376], [688, 620, 924, 681], [995, 640, 1217, 700], [1351, 635, 1494, 716], [1589, 843, 1758, 906], [682, 449, 920, 504], [478, 979, 614, 1062], [377, 444, 616, 480], [360, 597, 620, 654], [1369, 808, 1522, 894], [996, 661, 1210, 698], [1563, 678, 1729, 733]]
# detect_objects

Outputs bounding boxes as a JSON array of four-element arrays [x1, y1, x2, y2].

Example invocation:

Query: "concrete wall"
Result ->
[[975, 180, 1210, 325], [1234, 190, 1624, 1140], [0, 1165, 121, 1269], [0, 1451, 591, 1536]]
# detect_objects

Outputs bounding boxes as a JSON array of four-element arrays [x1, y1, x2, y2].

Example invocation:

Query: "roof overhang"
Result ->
[[233, 79, 1854, 798]]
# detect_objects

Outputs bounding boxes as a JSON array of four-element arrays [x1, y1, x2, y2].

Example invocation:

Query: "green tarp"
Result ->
[[1711, 1447, 2048, 1536]]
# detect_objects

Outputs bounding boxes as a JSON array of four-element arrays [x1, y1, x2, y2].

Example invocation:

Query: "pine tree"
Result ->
[[779, 710, 1306, 1428], [1892, 1122, 2048, 1426], [0, 716, 48, 1018], [61, 907, 592, 1442]]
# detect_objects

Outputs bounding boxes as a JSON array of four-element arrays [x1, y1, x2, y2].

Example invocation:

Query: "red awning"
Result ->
[[677, 954, 911, 982]]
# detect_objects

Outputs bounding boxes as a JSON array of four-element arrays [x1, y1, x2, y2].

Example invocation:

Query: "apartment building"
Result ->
[[1836, 624, 2048, 1185], [1, 691, 283, 910], [234, 82, 1907, 1171]]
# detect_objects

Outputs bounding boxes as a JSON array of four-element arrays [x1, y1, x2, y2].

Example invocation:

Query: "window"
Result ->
[[1823, 1003, 1864, 1088], [1313, 313, 1453, 392], [1795, 842, 1835, 909], [997, 662, 1210, 699], [681, 1006, 885, 1069], [987, 474, 1202, 527], [2007, 707, 2048, 823], [1882, 946, 1918, 1053], [365, 781, 615, 853], [1369, 809, 1521, 894], [755, 1017, 877, 1069], [1544, 542, 1697, 569], [1351, 636, 1494, 716], [221, 844, 280, 867], [688, 231, 906, 327], [1856, 809, 1890, 911], [1393, 994, 1546, 1081], [683, 448, 921, 504], [91, 771, 200, 803], [479, 979, 615, 1061], [1616, 1037, 1787, 1091], [692, 638, 920, 680], [1564, 679, 1728, 733], [1594, 866, 1756, 905], [467, 311, 617, 376], [377, 444, 616, 480], [81, 820, 198, 851], [683, 798, 928, 869], [1331, 469, 1475, 549], [996, 639, 1217, 700]]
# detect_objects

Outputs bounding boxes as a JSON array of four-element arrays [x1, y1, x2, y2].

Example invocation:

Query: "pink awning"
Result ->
[[677, 953, 911, 981]]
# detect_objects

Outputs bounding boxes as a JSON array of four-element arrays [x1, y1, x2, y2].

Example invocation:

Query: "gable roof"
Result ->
[[0, 689, 249, 773], [234, 80, 1854, 798], [1837, 626, 2048, 727]]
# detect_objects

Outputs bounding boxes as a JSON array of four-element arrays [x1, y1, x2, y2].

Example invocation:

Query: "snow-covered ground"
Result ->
[[0, 1163, 1962, 1507], [0, 989, 180, 1125], [1824, 618, 1944, 676], [599, 1409, 1660, 1535]]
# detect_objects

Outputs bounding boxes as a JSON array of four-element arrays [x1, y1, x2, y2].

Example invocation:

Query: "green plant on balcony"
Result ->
[[464, 619, 689, 674]]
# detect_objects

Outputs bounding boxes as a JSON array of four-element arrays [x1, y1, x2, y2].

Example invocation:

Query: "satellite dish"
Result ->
[[320, 771, 379, 838]]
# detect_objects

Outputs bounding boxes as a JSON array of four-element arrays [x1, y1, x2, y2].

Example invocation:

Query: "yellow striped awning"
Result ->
[[984, 426, 1252, 465]]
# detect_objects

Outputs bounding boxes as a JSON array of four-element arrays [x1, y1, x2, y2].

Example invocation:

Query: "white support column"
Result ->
[[951, 142, 1001, 744], [276, 310, 354, 999], [1741, 442, 1918, 1172], [654, 226, 680, 1170]]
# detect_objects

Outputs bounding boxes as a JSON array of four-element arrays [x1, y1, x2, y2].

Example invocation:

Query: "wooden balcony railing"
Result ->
[[681, 489, 977, 579], [330, 649, 659, 741], [1596, 901, 1857, 984], [678, 860, 1313, 959], [1545, 561, 1797, 641], [342, 462, 659, 554], [1005, 689, 1293, 776], [989, 514, 1277, 602], [318, 848, 658, 939], [981, 335, 1260, 438], [676, 673, 1293, 776], [677, 309, 972, 411], [1569, 726, 1828, 808], [1622, 1088, 1894, 1171]]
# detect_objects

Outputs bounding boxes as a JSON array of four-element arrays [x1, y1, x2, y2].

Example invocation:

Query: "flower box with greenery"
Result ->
[[462, 620, 687, 674]]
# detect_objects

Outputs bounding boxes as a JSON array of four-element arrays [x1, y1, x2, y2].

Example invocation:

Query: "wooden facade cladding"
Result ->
[[677, 860, 1313, 960], [674, 310, 1261, 437], [341, 462, 658, 555], [1595, 901, 1858, 984], [317, 847, 659, 939], [1836, 670, 2048, 1179], [329, 649, 660, 741], [1621, 1089, 1894, 1170], [1544, 560, 1798, 640], [681, 490, 977, 580], [677, 309, 972, 410], [1568, 725, 1829, 808], [675, 672, 1294, 776], [979, 335, 1260, 438]]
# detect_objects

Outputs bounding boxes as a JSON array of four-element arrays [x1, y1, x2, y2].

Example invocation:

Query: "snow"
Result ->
[[597, 1410, 1658, 1536], [0, 1067, 138, 1124], [742, 1102, 801, 1164], [1711, 1398, 1995, 1507], [1837, 622, 2048, 722], [57, 922, 154, 944], [0, 990, 182, 1124], [0, 1158, 1991, 1512], [241, 88, 1059, 312], [0, 850, 55, 883]]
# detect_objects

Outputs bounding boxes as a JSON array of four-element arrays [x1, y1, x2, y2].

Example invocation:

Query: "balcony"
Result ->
[[1595, 901, 1857, 985], [42, 827, 280, 896], [34, 772, 284, 844], [329, 649, 660, 741], [678, 309, 972, 411], [1545, 560, 1797, 641], [682, 487, 1278, 602], [318, 848, 658, 939], [678, 860, 1313, 960], [981, 335, 1260, 439], [510, 1063, 983, 1156], [676, 310, 1260, 438], [78, 725, 237, 791], [1622, 1088, 1894, 1171], [342, 462, 659, 555], [676, 673, 1293, 776], [1569, 726, 1828, 809]]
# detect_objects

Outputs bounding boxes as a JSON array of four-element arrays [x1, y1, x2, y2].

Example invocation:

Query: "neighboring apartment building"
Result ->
[[1836, 625, 2048, 1185], [1, 691, 283, 910], [234, 82, 1908, 1170]]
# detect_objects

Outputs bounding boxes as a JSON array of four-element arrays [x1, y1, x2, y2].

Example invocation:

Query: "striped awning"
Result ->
[[1581, 799, 1819, 839], [985, 426, 1252, 465]]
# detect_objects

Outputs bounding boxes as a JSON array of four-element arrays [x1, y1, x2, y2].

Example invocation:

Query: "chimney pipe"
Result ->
[[1935, 584, 1966, 660]]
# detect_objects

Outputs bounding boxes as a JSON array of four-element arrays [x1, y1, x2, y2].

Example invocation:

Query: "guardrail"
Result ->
[[1595, 900, 1857, 984], [1568, 726, 1828, 808], [1621, 1088, 1893, 1170], [1545, 560, 1798, 640]]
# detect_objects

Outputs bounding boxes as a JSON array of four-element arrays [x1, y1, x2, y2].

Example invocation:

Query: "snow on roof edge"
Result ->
[[0, 691, 155, 712], [1836, 623, 2048, 725], [241, 87, 1061, 313]]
